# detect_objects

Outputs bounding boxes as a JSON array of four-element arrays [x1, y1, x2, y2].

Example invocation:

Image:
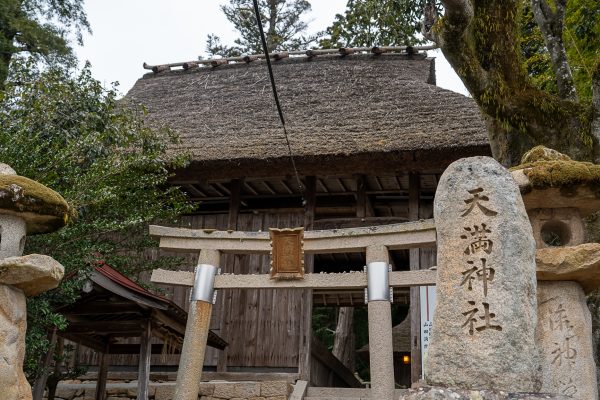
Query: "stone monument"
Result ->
[[512, 146, 600, 399], [426, 156, 541, 392], [0, 163, 71, 400]]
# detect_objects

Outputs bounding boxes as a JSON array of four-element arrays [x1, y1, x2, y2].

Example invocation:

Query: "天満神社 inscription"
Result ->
[[426, 156, 541, 392]]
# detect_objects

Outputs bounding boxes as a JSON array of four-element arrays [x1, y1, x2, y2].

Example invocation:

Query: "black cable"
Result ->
[[251, 0, 305, 195]]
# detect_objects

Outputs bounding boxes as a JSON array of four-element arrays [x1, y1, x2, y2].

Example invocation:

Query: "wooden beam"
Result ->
[[313, 217, 407, 230], [408, 172, 422, 384], [150, 219, 436, 254], [62, 302, 142, 316], [65, 321, 144, 334], [299, 176, 316, 383], [137, 320, 152, 400], [303, 176, 316, 228], [228, 178, 243, 230], [356, 175, 367, 218], [311, 336, 362, 388], [57, 332, 106, 353], [108, 343, 181, 354]]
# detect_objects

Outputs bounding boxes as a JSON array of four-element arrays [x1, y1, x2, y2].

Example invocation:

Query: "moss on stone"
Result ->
[[0, 175, 73, 233], [512, 159, 600, 189], [520, 145, 573, 164]]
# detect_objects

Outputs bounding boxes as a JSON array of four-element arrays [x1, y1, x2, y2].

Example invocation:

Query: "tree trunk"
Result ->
[[424, 0, 597, 165], [32, 329, 58, 400], [46, 337, 65, 400], [425, 1, 600, 392], [267, 0, 278, 52], [531, 0, 577, 100], [332, 307, 355, 372], [592, 62, 600, 160]]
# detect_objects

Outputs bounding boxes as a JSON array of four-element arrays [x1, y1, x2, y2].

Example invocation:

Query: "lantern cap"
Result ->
[[0, 164, 73, 234], [510, 146, 600, 217]]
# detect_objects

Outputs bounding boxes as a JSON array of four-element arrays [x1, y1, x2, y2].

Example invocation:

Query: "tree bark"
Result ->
[[592, 62, 600, 159], [531, 0, 577, 100], [46, 337, 65, 400], [267, 0, 278, 52], [32, 329, 58, 400], [424, 0, 597, 166], [332, 307, 355, 371]]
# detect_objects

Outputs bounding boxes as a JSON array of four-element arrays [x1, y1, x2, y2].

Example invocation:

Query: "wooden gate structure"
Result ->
[[150, 219, 438, 400]]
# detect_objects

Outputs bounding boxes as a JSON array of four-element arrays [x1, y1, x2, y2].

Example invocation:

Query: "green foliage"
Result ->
[[520, 0, 600, 102], [205, 0, 317, 57], [0, 60, 194, 381], [320, 0, 435, 48], [0, 0, 90, 88]]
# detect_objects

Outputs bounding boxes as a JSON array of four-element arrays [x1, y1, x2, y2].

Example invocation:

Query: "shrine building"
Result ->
[[90, 48, 490, 388]]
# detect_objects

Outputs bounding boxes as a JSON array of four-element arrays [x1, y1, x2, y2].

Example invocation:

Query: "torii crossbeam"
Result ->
[[150, 220, 437, 400]]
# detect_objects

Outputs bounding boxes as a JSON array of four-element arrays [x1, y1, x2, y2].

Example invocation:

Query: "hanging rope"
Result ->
[[251, 0, 305, 195]]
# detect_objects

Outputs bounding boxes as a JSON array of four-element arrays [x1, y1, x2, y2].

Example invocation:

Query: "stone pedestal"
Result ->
[[537, 281, 598, 399], [0, 285, 31, 400], [426, 156, 540, 392], [0, 163, 70, 400], [403, 386, 567, 399]]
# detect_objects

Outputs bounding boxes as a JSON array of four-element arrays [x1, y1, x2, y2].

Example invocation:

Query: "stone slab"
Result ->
[[536, 243, 600, 293], [402, 386, 567, 399], [537, 281, 598, 399], [426, 156, 540, 392], [0, 254, 64, 296]]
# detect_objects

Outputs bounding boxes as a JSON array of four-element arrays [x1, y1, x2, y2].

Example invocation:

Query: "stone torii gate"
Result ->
[[149, 220, 438, 400]]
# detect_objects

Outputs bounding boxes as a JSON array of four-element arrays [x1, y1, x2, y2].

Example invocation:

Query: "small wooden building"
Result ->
[[118, 49, 491, 385]]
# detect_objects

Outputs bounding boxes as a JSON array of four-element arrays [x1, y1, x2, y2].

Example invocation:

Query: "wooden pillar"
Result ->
[[408, 172, 422, 383], [227, 178, 243, 230], [298, 176, 316, 383], [356, 175, 367, 218], [137, 319, 152, 400], [217, 178, 243, 372], [95, 343, 109, 400]]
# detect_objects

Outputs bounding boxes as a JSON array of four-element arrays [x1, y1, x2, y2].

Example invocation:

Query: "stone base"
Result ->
[[403, 386, 567, 399]]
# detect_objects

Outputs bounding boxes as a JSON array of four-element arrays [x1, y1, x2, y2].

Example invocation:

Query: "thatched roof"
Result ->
[[126, 52, 490, 177]]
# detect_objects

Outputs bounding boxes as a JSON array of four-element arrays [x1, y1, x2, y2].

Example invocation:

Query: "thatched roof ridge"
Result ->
[[125, 53, 490, 170]]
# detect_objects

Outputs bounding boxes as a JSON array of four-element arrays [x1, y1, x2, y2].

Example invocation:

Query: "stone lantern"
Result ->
[[0, 163, 71, 400], [511, 146, 600, 399]]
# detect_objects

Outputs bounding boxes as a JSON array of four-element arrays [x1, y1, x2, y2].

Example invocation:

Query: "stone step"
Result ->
[[305, 397, 363, 400], [305, 387, 407, 399]]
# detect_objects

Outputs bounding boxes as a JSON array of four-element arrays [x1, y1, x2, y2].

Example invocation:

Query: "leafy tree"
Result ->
[[320, 0, 432, 48], [0, 61, 193, 383], [422, 0, 599, 166], [421, 0, 600, 390], [0, 0, 89, 89], [520, 0, 599, 102], [205, 0, 317, 57]]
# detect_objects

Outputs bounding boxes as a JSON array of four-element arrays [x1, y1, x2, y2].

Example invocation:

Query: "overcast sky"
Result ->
[[75, 0, 468, 96]]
